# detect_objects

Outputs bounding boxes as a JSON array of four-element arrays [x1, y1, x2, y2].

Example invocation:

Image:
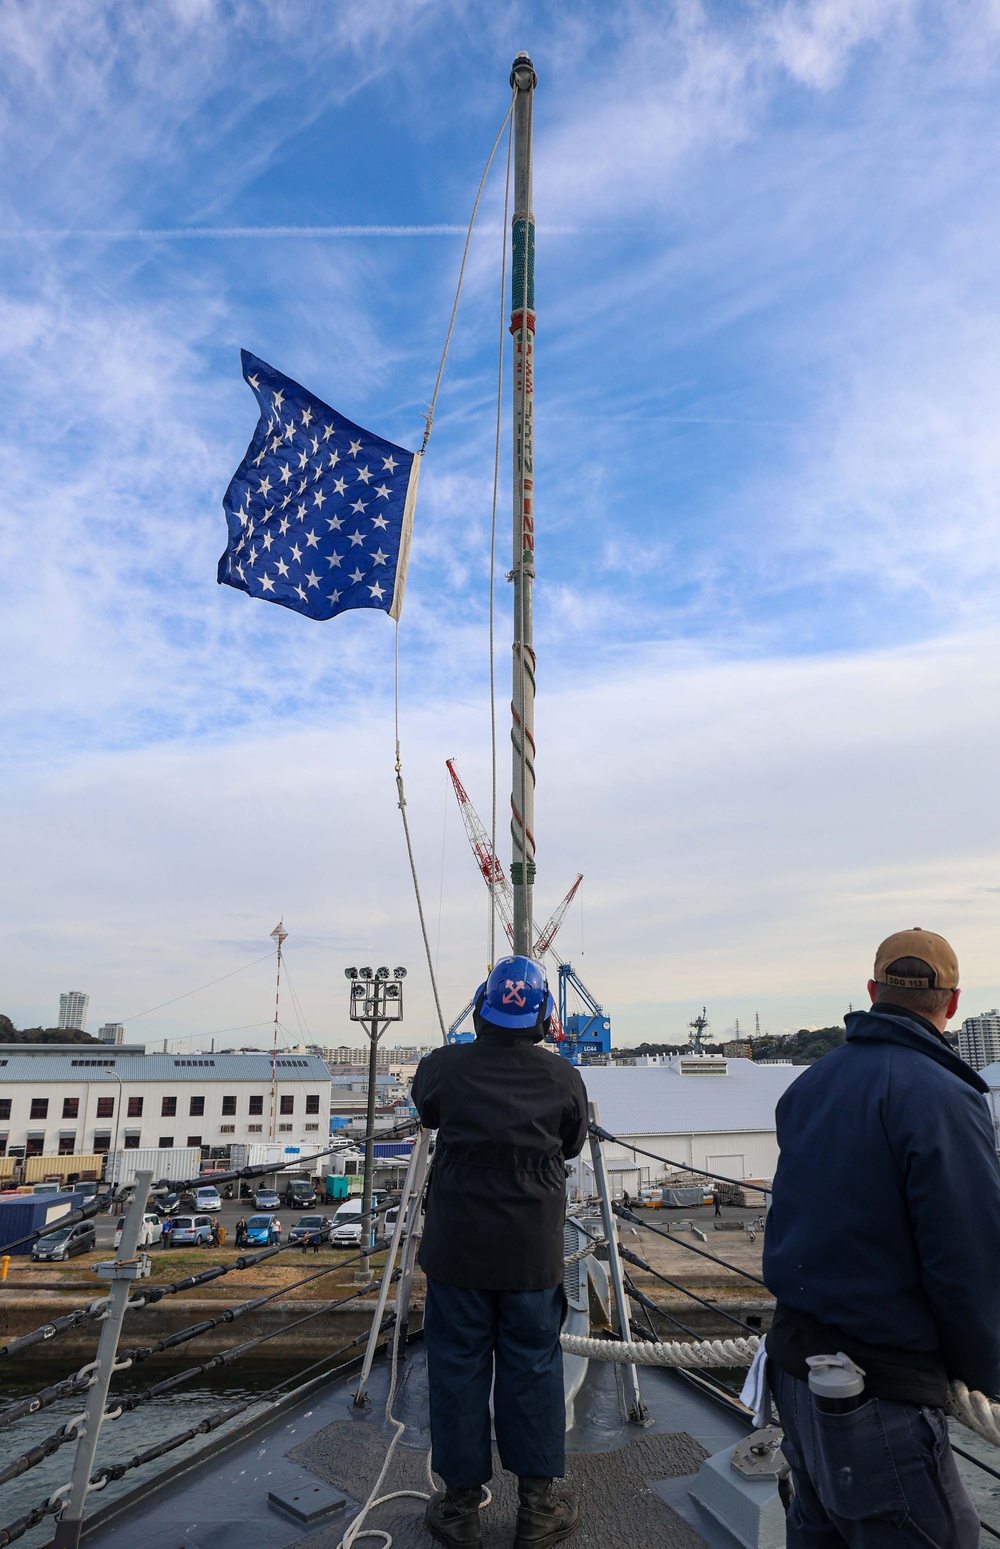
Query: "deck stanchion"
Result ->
[[587, 1105, 648, 1423], [51, 1169, 154, 1549], [353, 1127, 431, 1406]]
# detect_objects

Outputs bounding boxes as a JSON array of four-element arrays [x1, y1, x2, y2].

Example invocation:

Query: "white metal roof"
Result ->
[[977, 1061, 1000, 1088], [581, 1057, 804, 1138], [0, 1052, 331, 1083]]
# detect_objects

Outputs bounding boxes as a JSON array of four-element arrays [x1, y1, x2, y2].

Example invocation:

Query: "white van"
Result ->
[[331, 1198, 363, 1248]]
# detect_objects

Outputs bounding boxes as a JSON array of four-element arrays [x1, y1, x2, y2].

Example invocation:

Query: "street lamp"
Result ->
[[345, 964, 406, 1277]]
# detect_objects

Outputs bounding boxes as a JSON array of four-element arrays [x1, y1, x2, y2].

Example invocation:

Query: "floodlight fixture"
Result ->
[[345, 967, 358, 980], [360, 967, 373, 980], [394, 967, 407, 979], [375, 966, 389, 980]]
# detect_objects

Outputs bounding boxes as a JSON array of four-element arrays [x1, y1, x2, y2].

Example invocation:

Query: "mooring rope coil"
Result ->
[[560, 1332, 762, 1369], [559, 1334, 1000, 1448]]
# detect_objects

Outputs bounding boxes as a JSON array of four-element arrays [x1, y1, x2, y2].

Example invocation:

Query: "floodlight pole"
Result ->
[[360, 1002, 382, 1279], [346, 968, 406, 1278], [510, 49, 537, 958]]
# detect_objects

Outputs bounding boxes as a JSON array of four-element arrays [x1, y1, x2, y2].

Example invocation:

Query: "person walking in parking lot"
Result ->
[[764, 928, 1000, 1548], [411, 956, 589, 1549], [235, 1216, 247, 1247]]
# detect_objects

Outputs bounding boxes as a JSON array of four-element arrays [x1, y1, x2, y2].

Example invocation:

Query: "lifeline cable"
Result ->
[[0, 1324, 388, 1547], [1, 1215, 396, 1362], [617, 1246, 764, 1337], [590, 1124, 769, 1196], [0, 1121, 416, 1260], [0, 1249, 386, 1440], [0, 1279, 390, 1491], [615, 1204, 769, 1289]]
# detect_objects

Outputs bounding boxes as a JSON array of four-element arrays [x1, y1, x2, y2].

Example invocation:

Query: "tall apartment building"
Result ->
[[58, 991, 89, 1031], [98, 1024, 126, 1046], [959, 1010, 1000, 1071]]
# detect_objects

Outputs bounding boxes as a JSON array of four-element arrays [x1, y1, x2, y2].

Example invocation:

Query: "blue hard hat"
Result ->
[[478, 955, 554, 1030]]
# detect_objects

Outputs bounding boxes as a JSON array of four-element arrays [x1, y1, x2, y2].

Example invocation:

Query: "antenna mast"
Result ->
[[269, 920, 287, 1140], [688, 1006, 709, 1055], [509, 50, 537, 957]]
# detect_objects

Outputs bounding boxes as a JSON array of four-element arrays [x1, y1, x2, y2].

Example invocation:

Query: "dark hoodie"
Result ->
[[763, 1005, 1000, 1404], [411, 1023, 588, 1290]]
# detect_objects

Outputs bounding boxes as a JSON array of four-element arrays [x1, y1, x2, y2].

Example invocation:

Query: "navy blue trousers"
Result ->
[[771, 1365, 980, 1548], [422, 1277, 566, 1488]]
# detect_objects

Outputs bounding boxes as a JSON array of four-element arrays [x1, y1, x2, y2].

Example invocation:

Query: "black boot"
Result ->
[[425, 1485, 485, 1547], [513, 1477, 580, 1549]]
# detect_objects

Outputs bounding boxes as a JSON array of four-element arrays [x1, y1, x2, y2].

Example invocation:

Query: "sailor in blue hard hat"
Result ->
[[476, 955, 554, 1029], [411, 954, 588, 1549]]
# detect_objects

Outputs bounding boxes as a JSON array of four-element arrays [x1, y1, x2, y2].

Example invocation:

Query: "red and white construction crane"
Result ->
[[445, 759, 590, 1041], [445, 759, 581, 965]]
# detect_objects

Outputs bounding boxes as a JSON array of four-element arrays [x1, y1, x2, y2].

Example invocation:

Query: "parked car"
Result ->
[[190, 1185, 222, 1213], [244, 1213, 280, 1247], [168, 1214, 214, 1247], [114, 1212, 163, 1250], [288, 1214, 332, 1245], [284, 1180, 316, 1209], [156, 1192, 182, 1216], [32, 1221, 97, 1261], [253, 1188, 280, 1210]]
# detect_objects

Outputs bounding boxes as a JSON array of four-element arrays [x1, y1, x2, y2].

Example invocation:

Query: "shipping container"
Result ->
[[0, 1191, 85, 1254], [325, 1175, 349, 1200], [372, 1141, 415, 1160], [228, 1142, 290, 1172], [108, 1147, 201, 1188], [23, 1154, 103, 1184]]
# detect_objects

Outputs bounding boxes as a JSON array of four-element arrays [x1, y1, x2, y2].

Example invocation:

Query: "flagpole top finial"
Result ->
[[510, 52, 537, 91]]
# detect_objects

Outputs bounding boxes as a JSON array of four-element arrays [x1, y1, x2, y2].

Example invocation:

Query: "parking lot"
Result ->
[[89, 1189, 356, 1251]]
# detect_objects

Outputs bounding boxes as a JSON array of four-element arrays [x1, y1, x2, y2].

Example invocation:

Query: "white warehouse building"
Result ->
[[580, 1055, 805, 1188], [0, 1046, 332, 1160]]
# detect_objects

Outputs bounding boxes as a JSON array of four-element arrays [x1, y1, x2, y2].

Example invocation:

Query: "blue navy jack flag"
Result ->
[[219, 350, 419, 621]]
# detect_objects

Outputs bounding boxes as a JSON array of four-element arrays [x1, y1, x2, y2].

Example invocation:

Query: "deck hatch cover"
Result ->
[[267, 1478, 347, 1523]]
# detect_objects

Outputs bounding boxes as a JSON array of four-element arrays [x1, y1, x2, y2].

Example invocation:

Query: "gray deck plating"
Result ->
[[76, 1349, 750, 1549]]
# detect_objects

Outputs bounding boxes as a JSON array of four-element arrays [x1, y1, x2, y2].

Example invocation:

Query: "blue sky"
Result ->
[[4, 0, 1000, 1049]]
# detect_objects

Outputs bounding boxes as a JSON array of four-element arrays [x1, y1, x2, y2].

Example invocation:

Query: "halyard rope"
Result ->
[[338, 1248, 493, 1548], [419, 95, 515, 454], [393, 100, 516, 1041]]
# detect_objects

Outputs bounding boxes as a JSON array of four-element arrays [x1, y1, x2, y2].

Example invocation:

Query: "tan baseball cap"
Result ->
[[873, 928, 959, 991]]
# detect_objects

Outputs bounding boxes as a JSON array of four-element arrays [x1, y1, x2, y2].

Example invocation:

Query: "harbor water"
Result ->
[[0, 1356, 328, 1549]]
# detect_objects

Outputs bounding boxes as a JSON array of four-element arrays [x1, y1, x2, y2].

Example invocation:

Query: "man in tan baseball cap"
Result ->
[[869, 927, 960, 1022], [763, 927, 1000, 1548]]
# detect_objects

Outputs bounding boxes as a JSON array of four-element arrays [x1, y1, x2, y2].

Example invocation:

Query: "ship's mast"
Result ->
[[509, 50, 537, 956]]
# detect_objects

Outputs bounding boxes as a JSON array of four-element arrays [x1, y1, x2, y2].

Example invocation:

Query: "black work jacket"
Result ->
[[411, 1030, 589, 1291]]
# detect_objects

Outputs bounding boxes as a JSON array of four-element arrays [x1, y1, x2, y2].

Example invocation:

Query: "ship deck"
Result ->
[[75, 1345, 752, 1549]]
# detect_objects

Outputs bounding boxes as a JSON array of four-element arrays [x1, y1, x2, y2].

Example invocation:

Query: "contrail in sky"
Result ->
[[0, 223, 577, 239]]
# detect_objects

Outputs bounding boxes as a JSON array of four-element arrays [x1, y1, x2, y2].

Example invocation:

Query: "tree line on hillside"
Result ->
[[628, 1027, 847, 1065], [629, 1019, 957, 1065], [0, 1015, 97, 1044]]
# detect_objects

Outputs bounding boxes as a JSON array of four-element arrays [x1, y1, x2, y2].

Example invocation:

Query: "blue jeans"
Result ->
[[771, 1364, 980, 1548], [422, 1277, 566, 1488]]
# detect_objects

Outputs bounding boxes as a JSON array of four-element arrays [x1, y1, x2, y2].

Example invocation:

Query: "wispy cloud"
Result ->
[[4, 0, 1000, 1038]]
